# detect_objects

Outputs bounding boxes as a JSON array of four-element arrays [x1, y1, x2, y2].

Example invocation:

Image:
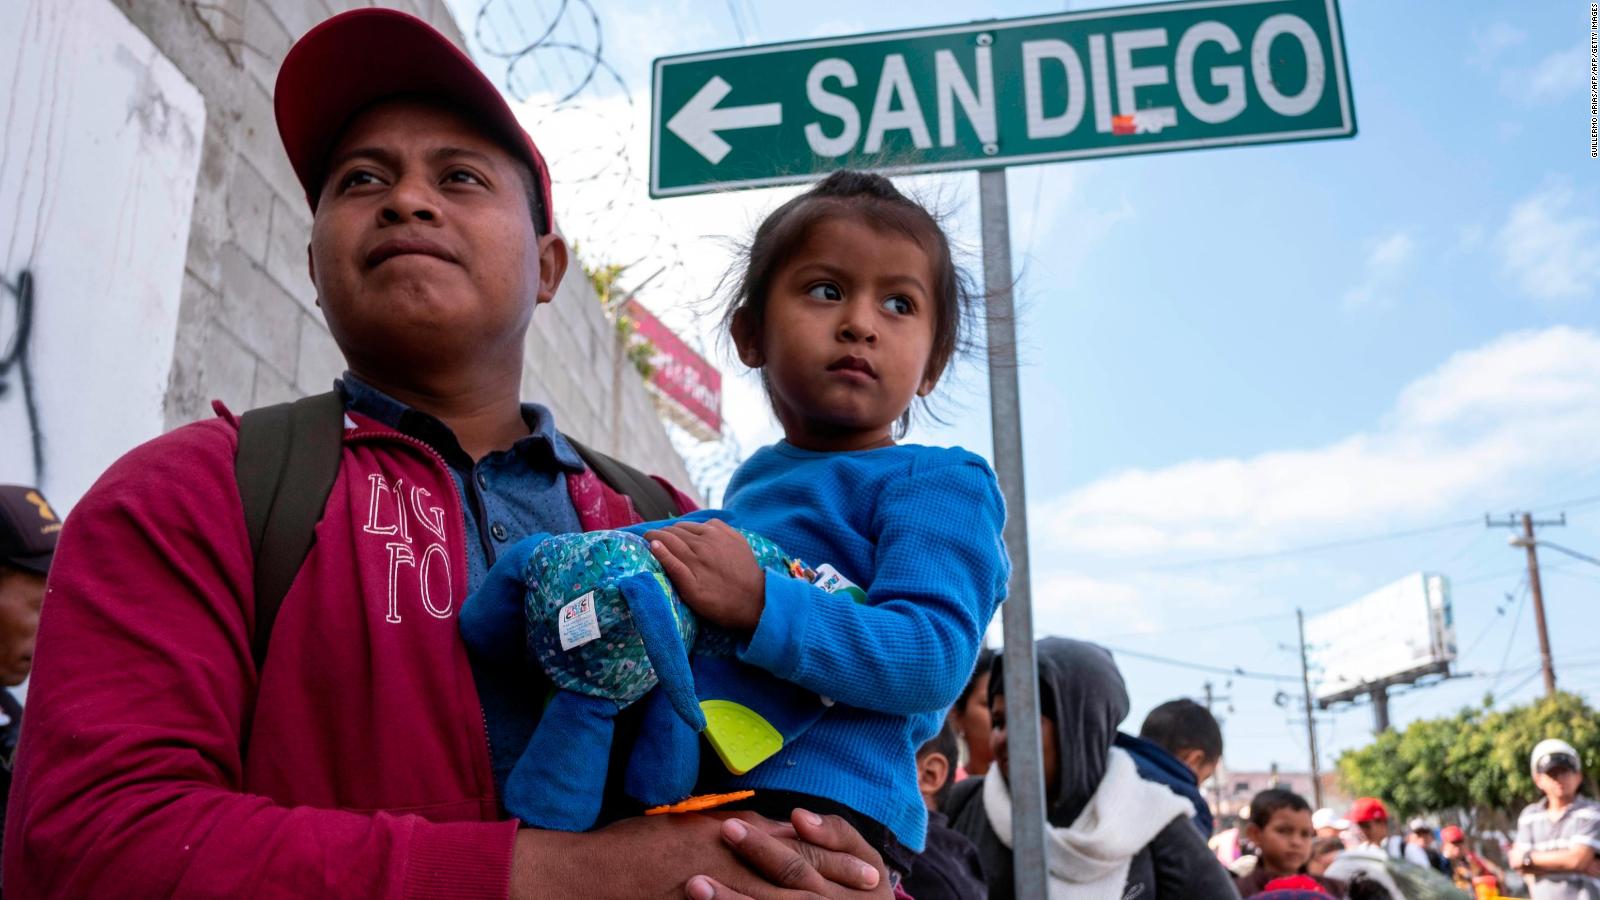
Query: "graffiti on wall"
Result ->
[[0, 270, 41, 481]]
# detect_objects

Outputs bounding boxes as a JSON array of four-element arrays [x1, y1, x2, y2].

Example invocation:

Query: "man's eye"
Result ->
[[443, 169, 485, 185], [806, 283, 842, 301], [339, 170, 381, 190], [882, 295, 913, 315]]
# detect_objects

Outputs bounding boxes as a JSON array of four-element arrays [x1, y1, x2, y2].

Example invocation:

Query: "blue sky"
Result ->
[[448, 0, 1600, 779]]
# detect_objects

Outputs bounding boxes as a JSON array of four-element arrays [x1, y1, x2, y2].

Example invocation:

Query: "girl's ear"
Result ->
[[731, 307, 765, 368], [916, 359, 946, 397]]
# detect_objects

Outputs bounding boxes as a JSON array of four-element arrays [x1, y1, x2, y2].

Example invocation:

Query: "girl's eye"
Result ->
[[882, 295, 913, 315], [806, 283, 842, 301], [339, 170, 381, 190]]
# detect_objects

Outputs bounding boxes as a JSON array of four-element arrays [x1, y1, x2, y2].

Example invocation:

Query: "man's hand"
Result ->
[[685, 810, 891, 900], [646, 520, 766, 631], [511, 809, 890, 899]]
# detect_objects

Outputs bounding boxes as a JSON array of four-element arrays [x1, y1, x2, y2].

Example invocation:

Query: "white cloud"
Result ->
[[1524, 45, 1587, 101], [1502, 44, 1588, 103], [1497, 182, 1600, 301], [1340, 229, 1415, 310], [1035, 326, 1600, 561], [1469, 22, 1525, 67]]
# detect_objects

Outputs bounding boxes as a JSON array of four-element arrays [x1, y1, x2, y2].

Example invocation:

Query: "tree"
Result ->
[[1337, 691, 1600, 832], [574, 246, 657, 380]]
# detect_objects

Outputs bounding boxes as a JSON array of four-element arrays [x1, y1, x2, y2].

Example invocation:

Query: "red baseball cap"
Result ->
[[1349, 797, 1389, 824], [273, 8, 554, 233], [1440, 825, 1465, 843]]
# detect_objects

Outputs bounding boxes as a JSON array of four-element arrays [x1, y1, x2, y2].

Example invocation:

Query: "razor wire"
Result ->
[[469, 0, 754, 498], [469, 0, 706, 311]]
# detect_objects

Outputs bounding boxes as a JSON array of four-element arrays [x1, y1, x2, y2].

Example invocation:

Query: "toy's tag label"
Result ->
[[559, 591, 601, 651], [813, 564, 868, 604]]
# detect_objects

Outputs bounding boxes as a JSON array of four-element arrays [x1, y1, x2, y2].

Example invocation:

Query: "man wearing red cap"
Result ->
[[1344, 796, 1428, 869], [2, 9, 888, 900], [1440, 825, 1503, 891]]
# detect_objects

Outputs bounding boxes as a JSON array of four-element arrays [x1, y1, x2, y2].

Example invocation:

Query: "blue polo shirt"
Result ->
[[337, 374, 583, 810]]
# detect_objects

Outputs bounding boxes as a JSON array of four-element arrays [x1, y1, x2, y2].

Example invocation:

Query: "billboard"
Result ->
[[1307, 572, 1456, 705], [621, 298, 723, 441]]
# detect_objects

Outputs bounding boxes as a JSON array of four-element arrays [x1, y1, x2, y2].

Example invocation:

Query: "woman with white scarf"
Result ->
[[946, 638, 1240, 899]]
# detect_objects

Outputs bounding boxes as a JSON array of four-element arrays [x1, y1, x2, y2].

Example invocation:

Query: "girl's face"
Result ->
[[736, 216, 938, 452]]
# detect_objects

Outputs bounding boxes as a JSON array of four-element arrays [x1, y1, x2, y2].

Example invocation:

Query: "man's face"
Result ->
[[308, 100, 567, 381], [0, 567, 44, 686], [1535, 767, 1583, 804]]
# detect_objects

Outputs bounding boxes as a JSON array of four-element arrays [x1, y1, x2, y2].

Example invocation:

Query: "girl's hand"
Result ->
[[646, 519, 766, 631]]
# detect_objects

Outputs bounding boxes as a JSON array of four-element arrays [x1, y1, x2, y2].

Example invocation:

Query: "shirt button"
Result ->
[[475, 472, 488, 490], [491, 522, 509, 542]]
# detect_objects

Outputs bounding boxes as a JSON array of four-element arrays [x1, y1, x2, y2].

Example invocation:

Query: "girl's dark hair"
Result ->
[[1249, 788, 1312, 829], [955, 647, 997, 711], [724, 169, 978, 437]]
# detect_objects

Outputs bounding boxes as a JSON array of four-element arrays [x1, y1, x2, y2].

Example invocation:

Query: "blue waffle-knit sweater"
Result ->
[[712, 440, 1009, 852]]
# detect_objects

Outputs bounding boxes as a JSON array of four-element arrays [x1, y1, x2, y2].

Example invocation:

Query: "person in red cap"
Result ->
[[1439, 825, 1503, 891], [2, 9, 888, 900], [1346, 797, 1430, 869]]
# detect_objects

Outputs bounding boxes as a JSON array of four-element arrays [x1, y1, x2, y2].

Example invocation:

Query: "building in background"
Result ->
[[0, 0, 693, 512], [1210, 767, 1352, 821]]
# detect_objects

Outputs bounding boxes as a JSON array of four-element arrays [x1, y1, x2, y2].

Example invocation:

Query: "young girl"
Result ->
[[641, 169, 1010, 875]]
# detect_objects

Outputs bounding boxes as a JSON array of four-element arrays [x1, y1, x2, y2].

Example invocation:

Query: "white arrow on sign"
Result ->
[[666, 76, 783, 165]]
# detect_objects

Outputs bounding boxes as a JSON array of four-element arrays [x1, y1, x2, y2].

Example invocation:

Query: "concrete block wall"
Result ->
[[116, 0, 694, 493]]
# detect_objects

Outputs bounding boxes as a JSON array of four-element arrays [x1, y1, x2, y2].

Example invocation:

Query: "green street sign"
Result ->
[[650, 0, 1355, 197]]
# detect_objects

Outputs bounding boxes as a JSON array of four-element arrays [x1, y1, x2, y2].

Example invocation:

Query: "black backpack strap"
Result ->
[[234, 391, 345, 670], [564, 435, 682, 522]]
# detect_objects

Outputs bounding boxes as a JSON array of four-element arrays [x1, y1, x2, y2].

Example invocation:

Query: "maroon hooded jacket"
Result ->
[[2, 405, 693, 898]]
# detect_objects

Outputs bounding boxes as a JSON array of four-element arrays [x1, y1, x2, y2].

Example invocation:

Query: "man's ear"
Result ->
[[534, 233, 569, 305], [731, 307, 764, 368], [917, 751, 950, 797], [1176, 747, 1211, 778]]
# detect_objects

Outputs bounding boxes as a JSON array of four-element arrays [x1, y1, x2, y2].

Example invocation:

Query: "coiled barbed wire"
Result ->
[[469, 0, 747, 498]]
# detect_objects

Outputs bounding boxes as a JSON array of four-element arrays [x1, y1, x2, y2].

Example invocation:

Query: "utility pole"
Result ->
[[1487, 511, 1565, 697], [1201, 680, 1231, 815], [1296, 609, 1324, 808]]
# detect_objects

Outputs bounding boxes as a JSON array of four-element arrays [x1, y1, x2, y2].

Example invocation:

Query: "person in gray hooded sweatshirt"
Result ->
[[945, 637, 1239, 899]]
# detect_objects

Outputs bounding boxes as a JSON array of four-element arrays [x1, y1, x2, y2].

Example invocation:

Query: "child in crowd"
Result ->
[[1307, 836, 1345, 878], [902, 721, 986, 900], [1236, 789, 1348, 898], [467, 169, 1009, 879]]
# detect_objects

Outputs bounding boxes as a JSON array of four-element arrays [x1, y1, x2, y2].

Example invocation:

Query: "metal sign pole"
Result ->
[[979, 167, 1048, 900]]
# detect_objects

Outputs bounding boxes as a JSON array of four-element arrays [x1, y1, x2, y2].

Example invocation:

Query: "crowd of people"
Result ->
[[0, 7, 1596, 900]]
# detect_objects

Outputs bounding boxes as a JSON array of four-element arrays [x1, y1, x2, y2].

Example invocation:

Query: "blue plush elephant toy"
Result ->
[[459, 517, 828, 831]]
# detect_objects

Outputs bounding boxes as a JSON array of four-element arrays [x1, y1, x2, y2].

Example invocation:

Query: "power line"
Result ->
[[1134, 518, 1480, 573], [1092, 610, 1295, 641], [1099, 644, 1296, 681], [1486, 586, 1529, 698], [1109, 491, 1600, 575]]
